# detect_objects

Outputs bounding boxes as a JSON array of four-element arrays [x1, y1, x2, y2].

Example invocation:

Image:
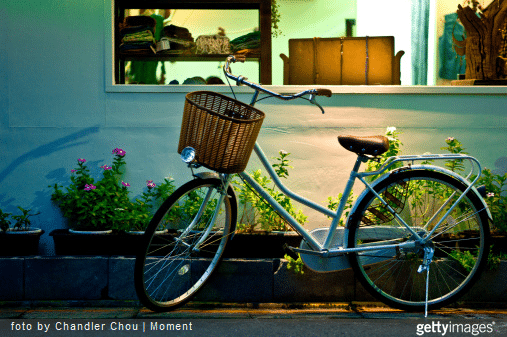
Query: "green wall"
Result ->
[[0, 1, 505, 254]]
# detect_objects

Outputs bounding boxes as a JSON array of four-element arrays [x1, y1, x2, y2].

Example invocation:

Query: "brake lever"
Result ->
[[309, 94, 326, 114]]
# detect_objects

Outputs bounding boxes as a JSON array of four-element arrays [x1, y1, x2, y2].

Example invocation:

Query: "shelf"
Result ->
[[114, 0, 272, 84], [118, 0, 264, 10], [119, 53, 260, 62]]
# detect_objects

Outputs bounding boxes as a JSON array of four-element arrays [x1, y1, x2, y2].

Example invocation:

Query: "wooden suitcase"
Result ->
[[280, 36, 404, 85]]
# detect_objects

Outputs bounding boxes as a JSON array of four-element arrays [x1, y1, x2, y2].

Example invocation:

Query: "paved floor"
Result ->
[[2, 301, 507, 319], [2, 302, 507, 336]]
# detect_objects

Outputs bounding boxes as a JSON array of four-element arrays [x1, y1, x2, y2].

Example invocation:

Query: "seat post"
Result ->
[[351, 155, 368, 174], [323, 154, 365, 250]]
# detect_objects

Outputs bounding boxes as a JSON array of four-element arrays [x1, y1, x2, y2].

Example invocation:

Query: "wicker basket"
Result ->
[[178, 91, 265, 173]]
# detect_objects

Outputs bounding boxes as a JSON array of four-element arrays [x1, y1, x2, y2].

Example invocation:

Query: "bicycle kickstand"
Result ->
[[417, 246, 435, 317]]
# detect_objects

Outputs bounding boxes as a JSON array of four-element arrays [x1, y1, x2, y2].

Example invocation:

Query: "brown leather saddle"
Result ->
[[338, 135, 390, 156]]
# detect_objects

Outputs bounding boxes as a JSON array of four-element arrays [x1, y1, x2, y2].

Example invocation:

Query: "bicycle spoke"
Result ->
[[349, 170, 489, 311], [135, 177, 235, 311]]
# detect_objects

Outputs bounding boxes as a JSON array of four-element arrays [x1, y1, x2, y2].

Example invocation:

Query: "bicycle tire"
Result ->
[[134, 177, 237, 312], [347, 169, 489, 311]]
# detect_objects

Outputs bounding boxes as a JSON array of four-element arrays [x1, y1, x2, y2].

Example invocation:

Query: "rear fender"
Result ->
[[346, 165, 492, 230]]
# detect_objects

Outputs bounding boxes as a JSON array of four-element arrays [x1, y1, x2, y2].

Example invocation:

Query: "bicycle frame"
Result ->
[[220, 55, 489, 258], [238, 144, 486, 257], [138, 55, 492, 315]]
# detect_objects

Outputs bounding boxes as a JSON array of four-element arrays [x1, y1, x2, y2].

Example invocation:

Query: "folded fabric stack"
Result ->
[[119, 16, 156, 54], [230, 31, 261, 55], [159, 25, 195, 54]]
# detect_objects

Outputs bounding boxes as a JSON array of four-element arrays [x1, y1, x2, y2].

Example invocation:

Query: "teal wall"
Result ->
[[1, 1, 506, 254]]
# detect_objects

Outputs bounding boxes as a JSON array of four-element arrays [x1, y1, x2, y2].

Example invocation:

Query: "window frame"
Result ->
[[104, 1, 507, 95]]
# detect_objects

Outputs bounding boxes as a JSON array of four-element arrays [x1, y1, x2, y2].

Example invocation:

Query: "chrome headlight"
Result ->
[[180, 147, 196, 164]]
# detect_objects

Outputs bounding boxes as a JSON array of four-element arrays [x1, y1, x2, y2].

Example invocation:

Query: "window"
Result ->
[[109, 0, 272, 89], [105, 0, 507, 93]]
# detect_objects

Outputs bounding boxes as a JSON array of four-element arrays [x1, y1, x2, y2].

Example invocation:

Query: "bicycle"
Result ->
[[134, 55, 491, 316]]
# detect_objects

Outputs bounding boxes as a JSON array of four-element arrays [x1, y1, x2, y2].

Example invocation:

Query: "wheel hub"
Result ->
[[398, 231, 434, 259]]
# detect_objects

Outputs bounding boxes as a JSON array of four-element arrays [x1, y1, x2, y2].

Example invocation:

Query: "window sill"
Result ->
[[105, 84, 507, 95]]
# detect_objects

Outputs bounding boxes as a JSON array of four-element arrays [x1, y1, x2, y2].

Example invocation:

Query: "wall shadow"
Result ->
[[0, 127, 100, 185]]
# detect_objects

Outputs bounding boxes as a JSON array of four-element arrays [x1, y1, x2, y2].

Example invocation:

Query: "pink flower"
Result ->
[[101, 165, 112, 170], [122, 181, 130, 187], [84, 184, 96, 191], [146, 180, 156, 189], [78, 158, 86, 163], [112, 148, 126, 157], [446, 137, 455, 142], [71, 169, 76, 173]]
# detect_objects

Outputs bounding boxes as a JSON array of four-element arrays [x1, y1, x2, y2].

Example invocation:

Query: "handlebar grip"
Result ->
[[316, 89, 332, 97]]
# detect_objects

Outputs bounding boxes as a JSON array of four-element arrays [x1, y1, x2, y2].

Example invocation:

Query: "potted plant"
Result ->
[[127, 178, 175, 235], [0, 207, 44, 256], [50, 148, 132, 233], [224, 151, 305, 258], [49, 148, 175, 255], [271, 0, 282, 38], [475, 167, 507, 255]]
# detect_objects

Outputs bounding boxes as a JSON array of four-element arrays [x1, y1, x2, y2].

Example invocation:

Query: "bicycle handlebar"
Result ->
[[223, 55, 332, 109]]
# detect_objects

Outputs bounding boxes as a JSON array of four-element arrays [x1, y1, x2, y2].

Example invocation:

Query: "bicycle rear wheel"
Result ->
[[135, 177, 236, 312], [348, 169, 489, 311]]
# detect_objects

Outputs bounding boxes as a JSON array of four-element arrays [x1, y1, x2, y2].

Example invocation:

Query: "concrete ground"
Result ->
[[1, 301, 507, 336], [1, 301, 507, 320]]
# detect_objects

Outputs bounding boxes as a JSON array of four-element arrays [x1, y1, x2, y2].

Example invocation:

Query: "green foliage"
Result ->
[[443, 136, 507, 233], [486, 246, 507, 271], [365, 126, 404, 181], [0, 207, 40, 232], [50, 149, 176, 232], [0, 209, 11, 232], [128, 179, 177, 231], [284, 253, 305, 275], [272, 150, 292, 179], [271, 0, 282, 38], [440, 137, 468, 172], [234, 151, 307, 233], [449, 249, 477, 272], [326, 193, 356, 226], [449, 245, 507, 272], [151, 183, 213, 231], [475, 168, 507, 232], [11, 207, 40, 231]]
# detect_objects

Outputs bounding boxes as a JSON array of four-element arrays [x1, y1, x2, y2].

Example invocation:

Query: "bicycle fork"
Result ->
[[192, 174, 233, 253]]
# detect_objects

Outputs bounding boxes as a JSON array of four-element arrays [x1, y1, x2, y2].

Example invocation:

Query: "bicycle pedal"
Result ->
[[283, 243, 299, 260]]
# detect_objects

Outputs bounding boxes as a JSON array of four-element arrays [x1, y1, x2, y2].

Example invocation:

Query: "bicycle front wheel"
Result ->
[[348, 169, 489, 311], [135, 177, 236, 312]]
